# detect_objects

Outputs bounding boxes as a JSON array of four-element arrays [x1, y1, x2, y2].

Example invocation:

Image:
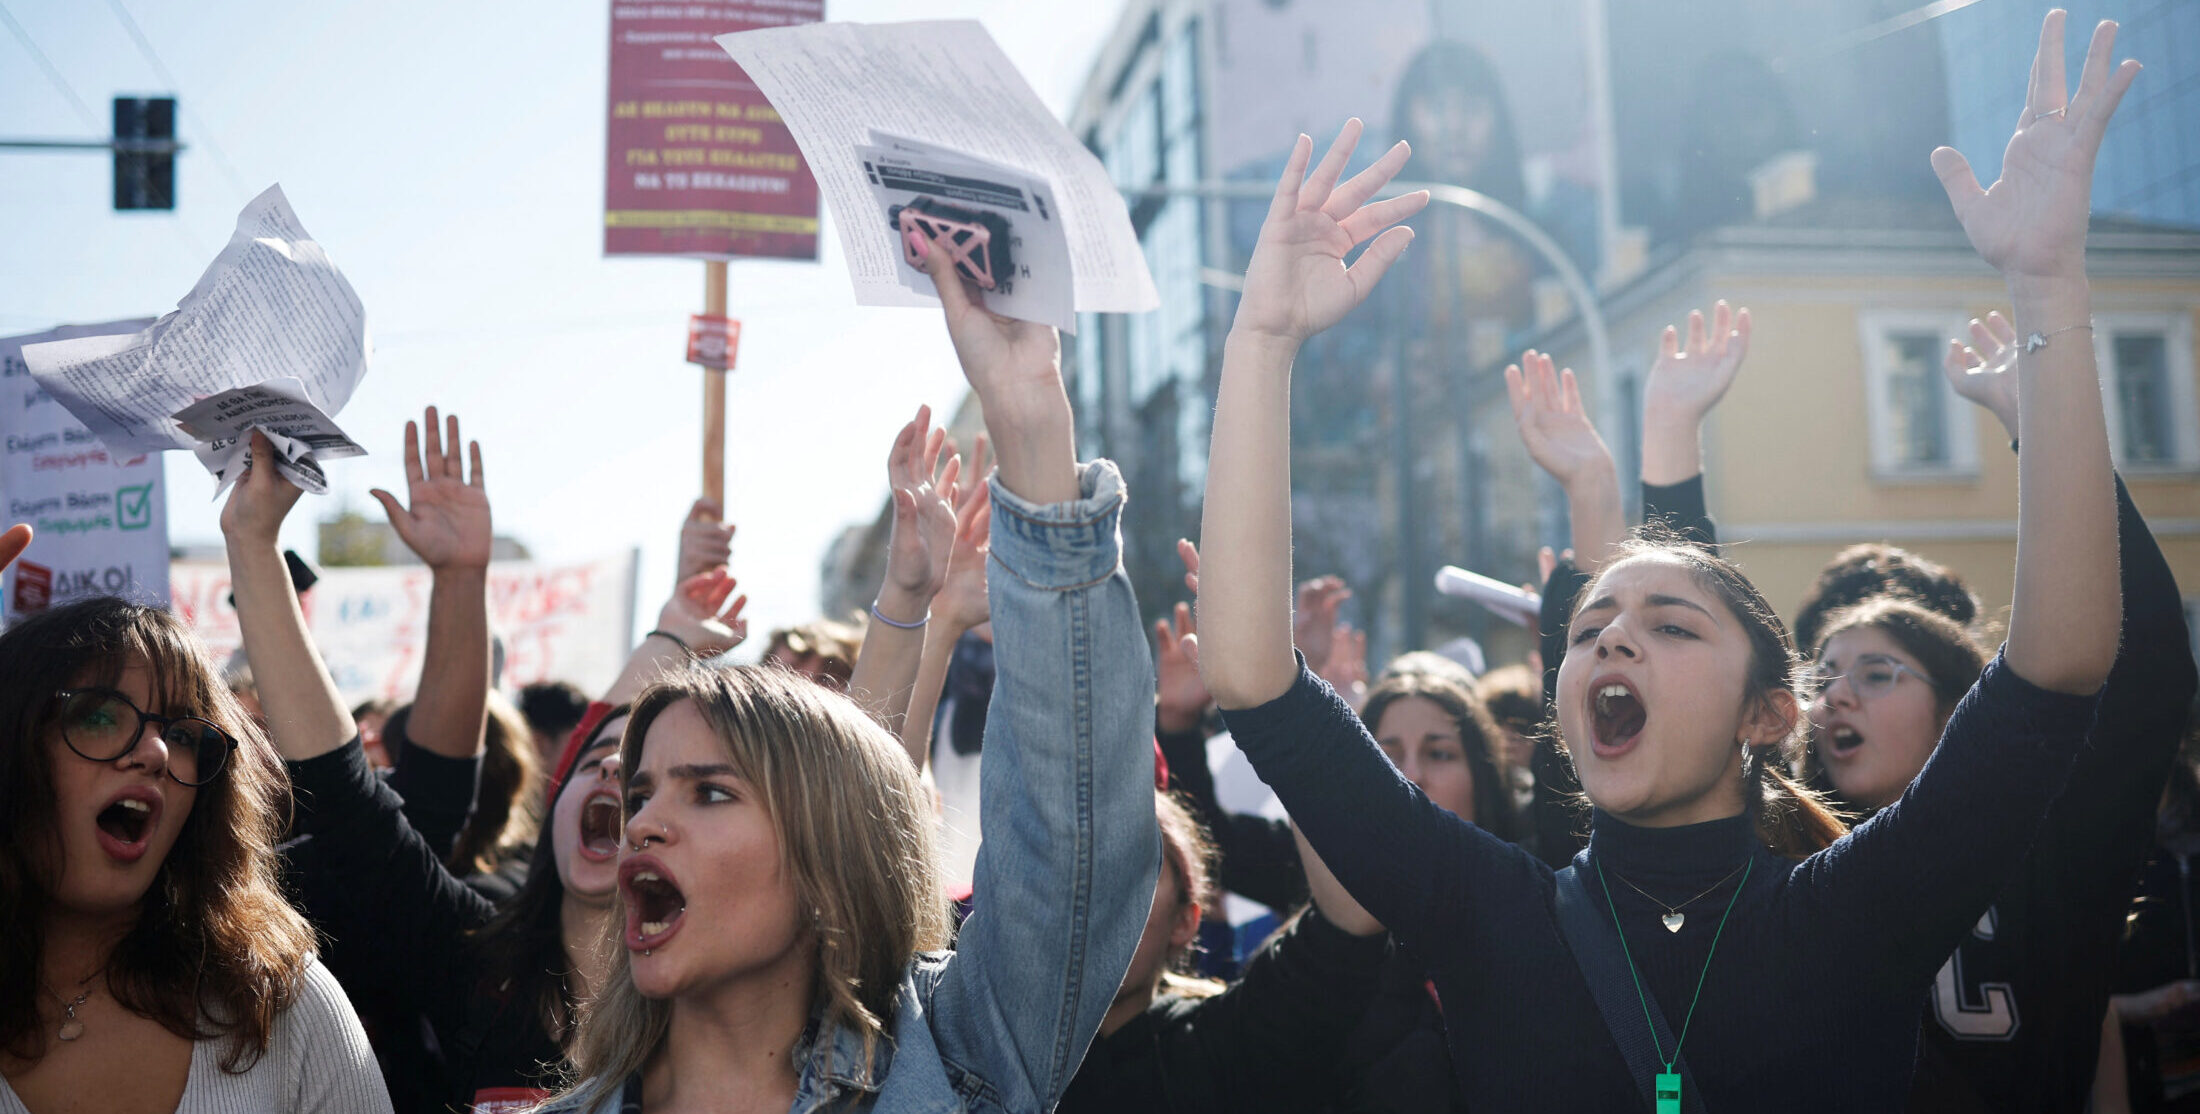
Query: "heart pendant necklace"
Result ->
[[1612, 862, 1749, 933], [53, 978, 93, 1041]]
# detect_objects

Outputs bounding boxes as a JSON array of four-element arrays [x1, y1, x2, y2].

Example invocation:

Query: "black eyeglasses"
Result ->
[[52, 688, 234, 787]]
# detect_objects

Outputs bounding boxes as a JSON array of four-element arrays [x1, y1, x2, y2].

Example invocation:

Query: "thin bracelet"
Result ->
[[645, 629, 694, 655], [869, 600, 929, 630], [2022, 322, 2093, 353]]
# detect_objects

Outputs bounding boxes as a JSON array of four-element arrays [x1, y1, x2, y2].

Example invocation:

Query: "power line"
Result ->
[[103, 0, 254, 204], [0, 0, 101, 130]]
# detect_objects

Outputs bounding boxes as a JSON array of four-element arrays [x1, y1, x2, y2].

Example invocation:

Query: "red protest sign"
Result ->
[[12, 559, 51, 615], [686, 315, 740, 369], [603, 1, 824, 260]]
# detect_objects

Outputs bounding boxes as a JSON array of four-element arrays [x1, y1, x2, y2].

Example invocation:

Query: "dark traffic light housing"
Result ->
[[113, 97, 176, 211]]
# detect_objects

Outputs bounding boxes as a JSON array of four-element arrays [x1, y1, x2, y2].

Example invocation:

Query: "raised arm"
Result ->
[[898, 462, 991, 771], [1506, 350, 1624, 573], [1198, 119, 1423, 708], [601, 569, 746, 705], [847, 406, 961, 744], [369, 406, 491, 760], [1640, 302, 1749, 487], [1932, 8, 2132, 693], [223, 430, 354, 760], [913, 232, 1158, 1111]]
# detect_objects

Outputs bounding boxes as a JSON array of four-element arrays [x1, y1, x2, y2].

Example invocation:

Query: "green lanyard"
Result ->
[[1594, 856, 1754, 1114]]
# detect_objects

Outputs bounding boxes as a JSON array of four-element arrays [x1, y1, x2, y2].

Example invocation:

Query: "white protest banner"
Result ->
[[169, 551, 639, 704], [21, 185, 369, 486], [718, 21, 1158, 317], [1, 321, 170, 622]]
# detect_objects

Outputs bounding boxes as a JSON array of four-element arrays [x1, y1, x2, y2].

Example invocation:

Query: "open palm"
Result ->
[[1506, 350, 1611, 487], [1236, 119, 1428, 344], [1644, 302, 1751, 426], [1945, 310, 2023, 438], [372, 406, 491, 571], [1932, 12, 2140, 282]]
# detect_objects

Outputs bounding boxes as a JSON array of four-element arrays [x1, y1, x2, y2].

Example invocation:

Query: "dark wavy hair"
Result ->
[[1360, 670, 1522, 843], [0, 597, 315, 1071], [1792, 543, 1980, 656]]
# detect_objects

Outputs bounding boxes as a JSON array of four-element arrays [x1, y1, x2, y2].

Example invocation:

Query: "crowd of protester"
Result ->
[[2, 11, 2195, 1113]]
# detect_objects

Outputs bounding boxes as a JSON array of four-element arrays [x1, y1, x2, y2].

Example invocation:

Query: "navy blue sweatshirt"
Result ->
[[1226, 649, 2099, 1110], [1906, 478, 2194, 1111]]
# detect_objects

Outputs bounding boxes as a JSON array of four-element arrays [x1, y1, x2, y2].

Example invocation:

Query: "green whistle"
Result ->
[[1655, 1071, 1681, 1114]]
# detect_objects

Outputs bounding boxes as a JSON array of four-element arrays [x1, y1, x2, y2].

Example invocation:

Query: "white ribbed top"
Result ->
[[1, 957, 391, 1114]]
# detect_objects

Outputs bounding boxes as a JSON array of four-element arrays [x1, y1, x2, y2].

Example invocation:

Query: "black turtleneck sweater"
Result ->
[[1224, 651, 2099, 1111]]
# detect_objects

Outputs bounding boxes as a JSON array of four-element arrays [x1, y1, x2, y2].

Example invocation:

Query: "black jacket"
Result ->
[[1057, 907, 1389, 1114]]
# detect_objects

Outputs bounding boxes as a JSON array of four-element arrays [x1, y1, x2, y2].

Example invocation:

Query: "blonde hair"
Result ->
[[558, 665, 949, 1108]]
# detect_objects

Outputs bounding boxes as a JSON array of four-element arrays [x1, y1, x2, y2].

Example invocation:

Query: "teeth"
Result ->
[[634, 871, 659, 883], [1598, 684, 1629, 698], [640, 921, 669, 936], [119, 799, 151, 813]]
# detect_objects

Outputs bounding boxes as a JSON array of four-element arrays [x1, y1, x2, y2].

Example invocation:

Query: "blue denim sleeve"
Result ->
[[928, 459, 1161, 1113]]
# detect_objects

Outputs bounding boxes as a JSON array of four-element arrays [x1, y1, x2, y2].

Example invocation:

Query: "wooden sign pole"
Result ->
[[702, 260, 728, 509]]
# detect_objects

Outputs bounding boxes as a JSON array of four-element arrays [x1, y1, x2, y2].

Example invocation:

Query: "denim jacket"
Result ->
[[550, 460, 1160, 1114]]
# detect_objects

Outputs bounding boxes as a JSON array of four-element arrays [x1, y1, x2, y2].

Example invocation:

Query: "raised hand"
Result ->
[[221, 430, 306, 546], [1294, 576, 1351, 671], [657, 568, 747, 658], [370, 406, 491, 571], [1155, 602, 1211, 734], [934, 434, 994, 635], [1235, 119, 1427, 346], [917, 231, 1062, 407], [1505, 350, 1613, 489], [0, 524, 29, 575], [1646, 302, 1750, 427], [1931, 12, 2139, 287], [1315, 623, 1369, 711], [1177, 538, 1200, 595], [880, 405, 962, 622], [677, 497, 735, 585], [1944, 311, 2023, 440]]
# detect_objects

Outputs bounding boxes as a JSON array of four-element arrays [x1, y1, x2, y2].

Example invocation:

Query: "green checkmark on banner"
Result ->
[[117, 484, 154, 531]]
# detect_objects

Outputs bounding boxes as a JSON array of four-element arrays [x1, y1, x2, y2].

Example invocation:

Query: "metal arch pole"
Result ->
[[1127, 179, 1610, 384]]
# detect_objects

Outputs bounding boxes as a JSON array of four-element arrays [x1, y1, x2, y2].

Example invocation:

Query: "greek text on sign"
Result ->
[[686, 316, 741, 370]]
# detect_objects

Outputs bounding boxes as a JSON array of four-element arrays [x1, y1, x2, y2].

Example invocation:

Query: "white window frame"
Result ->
[[2093, 311, 2200, 472], [1859, 310, 1980, 481]]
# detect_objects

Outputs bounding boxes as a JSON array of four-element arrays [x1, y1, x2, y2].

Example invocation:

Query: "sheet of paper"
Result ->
[[859, 132, 1074, 330], [718, 20, 1159, 316], [21, 184, 368, 460], [1434, 565, 1542, 628], [172, 377, 367, 496]]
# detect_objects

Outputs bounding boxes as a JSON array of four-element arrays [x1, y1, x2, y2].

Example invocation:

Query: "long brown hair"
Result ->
[[1573, 535, 1850, 859], [1360, 671, 1522, 842], [558, 665, 949, 1108], [0, 597, 316, 1071], [444, 692, 543, 877]]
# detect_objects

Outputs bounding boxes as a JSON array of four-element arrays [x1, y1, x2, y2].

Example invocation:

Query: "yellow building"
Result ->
[[1504, 193, 2200, 653]]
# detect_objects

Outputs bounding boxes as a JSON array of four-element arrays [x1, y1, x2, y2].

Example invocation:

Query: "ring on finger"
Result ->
[[2029, 105, 2068, 123]]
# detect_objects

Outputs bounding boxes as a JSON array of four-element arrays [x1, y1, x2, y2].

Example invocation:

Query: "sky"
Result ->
[[0, 0, 1128, 660]]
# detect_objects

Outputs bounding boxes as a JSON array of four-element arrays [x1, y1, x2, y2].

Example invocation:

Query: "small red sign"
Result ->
[[13, 560, 52, 614], [687, 315, 741, 370]]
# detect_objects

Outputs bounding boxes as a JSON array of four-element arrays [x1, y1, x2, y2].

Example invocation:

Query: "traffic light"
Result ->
[[113, 97, 175, 211]]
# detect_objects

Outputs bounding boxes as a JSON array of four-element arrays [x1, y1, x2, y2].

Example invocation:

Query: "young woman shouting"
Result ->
[[1193, 12, 2137, 1110]]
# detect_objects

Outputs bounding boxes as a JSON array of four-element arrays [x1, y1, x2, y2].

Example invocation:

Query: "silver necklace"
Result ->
[[53, 977, 94, 1041], [1609, 862, 1748, 933]]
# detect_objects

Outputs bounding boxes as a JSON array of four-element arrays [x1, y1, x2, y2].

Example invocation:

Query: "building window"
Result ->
[[2095, 313, 2199, 471], [1859, 311, 1978, 479]]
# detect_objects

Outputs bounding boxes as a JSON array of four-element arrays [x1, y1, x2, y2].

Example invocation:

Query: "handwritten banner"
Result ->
[[169, 551, 638, 703]]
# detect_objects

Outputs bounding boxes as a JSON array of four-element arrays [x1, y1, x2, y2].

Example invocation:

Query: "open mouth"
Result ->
[[576, 789, 623, 862], [621, 856, 687, 951], [1589, 678, 1647, 756], [94, 790, 159, 862], [1822, 724, 1866, 758]]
